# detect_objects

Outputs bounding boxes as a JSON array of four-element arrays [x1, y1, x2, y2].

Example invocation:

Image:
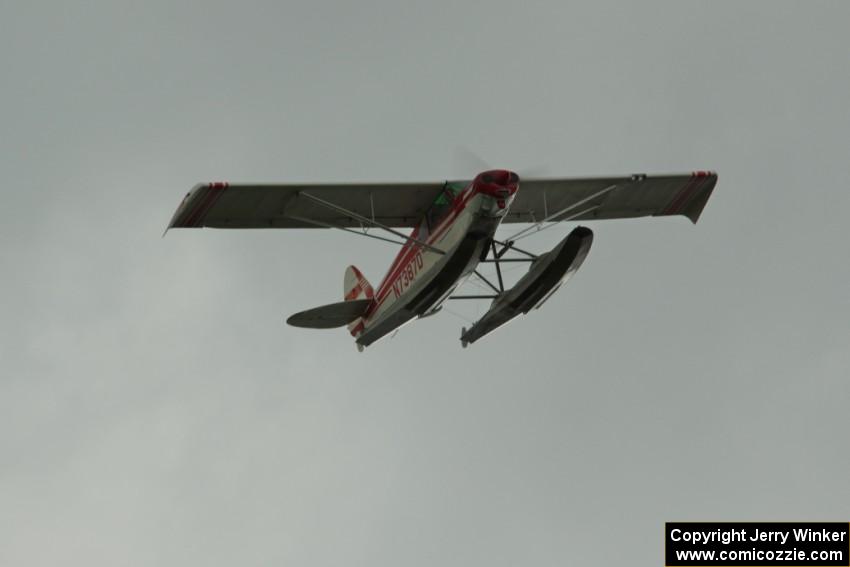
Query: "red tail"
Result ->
[[344, 266, 373, 337]]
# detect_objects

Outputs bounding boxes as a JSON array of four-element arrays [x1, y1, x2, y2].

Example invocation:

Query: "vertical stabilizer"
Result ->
[[343, 266, 373, 337]]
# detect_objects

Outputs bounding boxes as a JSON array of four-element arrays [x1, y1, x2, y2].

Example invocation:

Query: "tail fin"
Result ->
[[344, 266, 373, 337]]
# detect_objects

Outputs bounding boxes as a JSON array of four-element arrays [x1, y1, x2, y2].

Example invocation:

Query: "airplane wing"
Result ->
[[167, 171, 717, 232], [501, 171, 718, 225], [167, 181, 446, 230]]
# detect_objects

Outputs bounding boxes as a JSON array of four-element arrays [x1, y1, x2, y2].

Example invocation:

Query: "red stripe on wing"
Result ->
[[662, 173, 708, 216]]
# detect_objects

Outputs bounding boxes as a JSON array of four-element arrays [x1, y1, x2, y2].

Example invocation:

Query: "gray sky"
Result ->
[[2, 1, 849, 565]]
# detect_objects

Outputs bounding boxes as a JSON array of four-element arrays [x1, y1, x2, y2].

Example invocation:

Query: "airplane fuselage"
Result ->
[[353, 170, 519, 347]]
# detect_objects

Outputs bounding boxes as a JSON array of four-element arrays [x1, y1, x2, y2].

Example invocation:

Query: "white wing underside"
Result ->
[[167, 172, 717, 231]]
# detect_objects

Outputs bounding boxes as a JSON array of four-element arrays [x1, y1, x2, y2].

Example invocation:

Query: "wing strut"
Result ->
[[297, 191, 445, 254], [286, 215, 413, 247], [504, 184, 618, 242]]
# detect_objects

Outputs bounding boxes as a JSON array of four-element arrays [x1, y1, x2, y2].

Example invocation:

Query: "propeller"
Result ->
[[450, 146, 551, 180]]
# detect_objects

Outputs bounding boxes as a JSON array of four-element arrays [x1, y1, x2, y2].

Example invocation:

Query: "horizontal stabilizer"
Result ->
[[286, 299, 372, 329]]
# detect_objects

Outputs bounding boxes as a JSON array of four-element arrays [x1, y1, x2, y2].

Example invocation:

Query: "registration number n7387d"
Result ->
[[391, 250, 424, 298]]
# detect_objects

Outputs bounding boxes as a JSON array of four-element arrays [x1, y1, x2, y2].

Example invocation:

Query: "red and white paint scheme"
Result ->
[[346, 170, 521, 348], [167, 168, 717, 350], [344, 265, 373, 337]]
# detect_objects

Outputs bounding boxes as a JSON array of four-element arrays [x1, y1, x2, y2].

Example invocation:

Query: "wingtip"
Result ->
[[166, 182, 217, 232], [684, 171, 719, 224]]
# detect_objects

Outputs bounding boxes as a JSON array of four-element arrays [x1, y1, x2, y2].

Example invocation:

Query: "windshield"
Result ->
[[425, 184, 462, 230]]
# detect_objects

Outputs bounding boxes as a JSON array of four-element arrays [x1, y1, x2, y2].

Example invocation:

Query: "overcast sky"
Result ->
[[2, 1, 849, 565]]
